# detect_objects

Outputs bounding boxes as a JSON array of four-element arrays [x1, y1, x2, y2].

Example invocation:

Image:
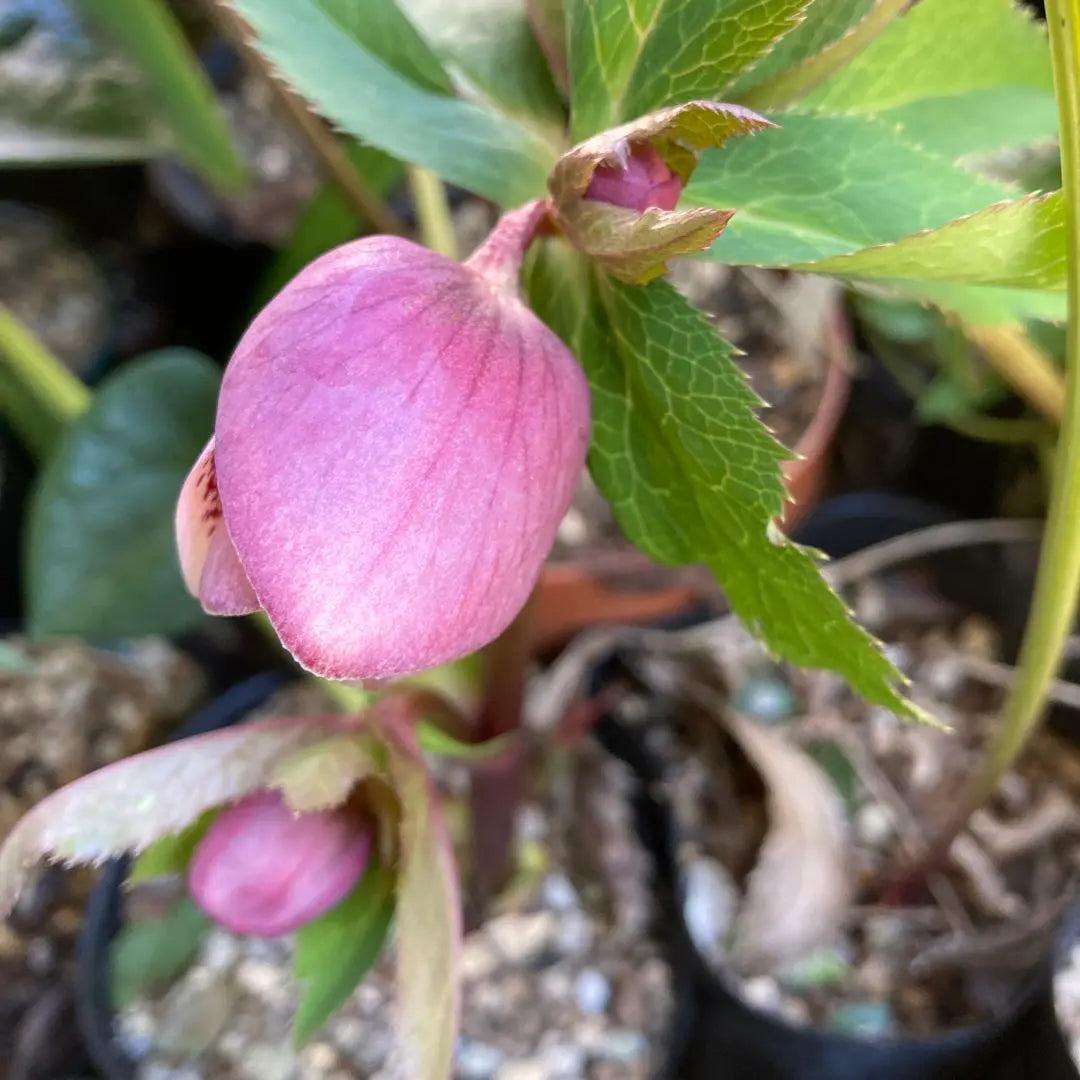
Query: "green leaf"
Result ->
[[566, 0, 810, 140], [128, 810, 218, 885], [727, 0, 874, 97], [80, 0, 246, 189], [398, 0, 565, 135], [254, 143, 404, 309], [900, 281, 1066, 326], [293, 857, 395, 1044], [803, 0, 1052, 114], [233, 0, 556, 205], [110, 896, 209, 1009], [315, 0, 453, 92], [532, 248, 917, 719], [26, 349, 219, 640], [870, 87, 1058, 160], [799, 191, 1066, 289], [687, 112, 1014, 266]]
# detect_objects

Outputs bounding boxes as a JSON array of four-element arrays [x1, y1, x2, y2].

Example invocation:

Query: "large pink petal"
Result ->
[[175, 439, 259, 616], [215, 237, 590, 679]]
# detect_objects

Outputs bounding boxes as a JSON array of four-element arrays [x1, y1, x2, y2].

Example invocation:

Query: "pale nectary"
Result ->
[[176, 203, 591, 679], [189, 790, 372, 937]]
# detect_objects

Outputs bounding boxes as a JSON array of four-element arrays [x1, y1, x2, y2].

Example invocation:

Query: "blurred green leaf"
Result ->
[[727, 0, 874, 98], [566, 0, 809, 140], [801, 191, 1066, 289], [233, 0, 556, 205], [802, 0, 1054, 160], [79, 0, 246, 189], [399, 0, 565, 135], [26, 349, 219, 640], [688, 112, 1014, 267], [128, 810, 218, 885], [316, 0, 453, 92], [110, 896, 209, 1009], [294, 857, 395, 1044]]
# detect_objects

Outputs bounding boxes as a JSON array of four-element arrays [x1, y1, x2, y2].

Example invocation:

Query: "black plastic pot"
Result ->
[[75, 670, 296, 1080], [588, 636, 1080, 1079]]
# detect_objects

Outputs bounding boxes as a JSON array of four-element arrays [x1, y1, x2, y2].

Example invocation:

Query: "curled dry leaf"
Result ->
[[0, 715, 350, 915], [726, 710, 852, 973], [547, 100, 772, 282]]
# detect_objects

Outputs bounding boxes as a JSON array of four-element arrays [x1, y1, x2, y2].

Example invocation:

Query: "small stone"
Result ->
[[540, 1042, 586, 1080], [142, 1065, 203, 1080], [301, 1042, 340, 1074], [594, 1029, 649, 1063], [155, 969, 233, 1056], [117, 1007, 155, 1060], [538, 964, 575, 1003], [457, 1039, 506, 1080], [575, 969, 612, 1015], [864, 914, 907, 953], [681, 858, 736, 960], [236, 959, 291, 1001], [855, 803, 896, 848], [734, 677, 797, 723], [240, 1042, 298, 1080], [741, 976, 783, 1013], [495, 1059, 547, 1080], [922, 657, 964, 699], [830, 1001, 892, 1037], [462, 935, 501, 981], [542, 873, 580, 913], [552, 910, 593, 958], [515, 804, 549, 844], [201, 929, 241, 971], [487, 911, 556, 967]]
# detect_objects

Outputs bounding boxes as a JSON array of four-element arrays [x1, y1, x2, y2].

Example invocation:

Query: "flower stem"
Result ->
[[0, 305, 90, 456], [408, 167, 457, 258], [965, 324, 1065, 424], [916, 0, 1080, 865]]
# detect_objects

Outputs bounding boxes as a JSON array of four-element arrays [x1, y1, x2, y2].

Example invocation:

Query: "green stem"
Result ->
[[926, 0, 1080, 850], [0, 305, 90, 455], [408, 167, 457, 258]]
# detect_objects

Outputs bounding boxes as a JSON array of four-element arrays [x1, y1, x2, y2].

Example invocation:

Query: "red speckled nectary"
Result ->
[[189, 790, 372, 937], [176, 203, 591, 679]]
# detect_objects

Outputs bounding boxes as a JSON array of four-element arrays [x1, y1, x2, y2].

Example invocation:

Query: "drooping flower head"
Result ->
[[177, 202, 591, 680]]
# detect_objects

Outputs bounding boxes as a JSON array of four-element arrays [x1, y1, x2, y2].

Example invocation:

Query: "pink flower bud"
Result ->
[[585, 143, 683, 213], [176, 203, 590, 680], [188, 790, 372, 937]]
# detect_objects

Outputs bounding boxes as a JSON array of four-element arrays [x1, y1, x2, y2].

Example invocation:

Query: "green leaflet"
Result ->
[[727, 0, 874, 97], [110, 897, 209, 1009], [566, 0, 810, 140], [315, 0, 453, 93], [81, 0, 245, 189], [233, 0, 556, 205], [26, 350, 218, 640], [397, 0, 566, 136], [686, 112, 1015, 266], [799, 191, 1066, 289], [526, 242, 918, 720], [791, 0, 1056, 161], [293, 858, 395, 1044]]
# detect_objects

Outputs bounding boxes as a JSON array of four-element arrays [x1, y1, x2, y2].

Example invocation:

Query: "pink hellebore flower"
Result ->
[[188, 790, 372, 937], [177, 202, 591, 680], [585, 143, 683, 213]]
